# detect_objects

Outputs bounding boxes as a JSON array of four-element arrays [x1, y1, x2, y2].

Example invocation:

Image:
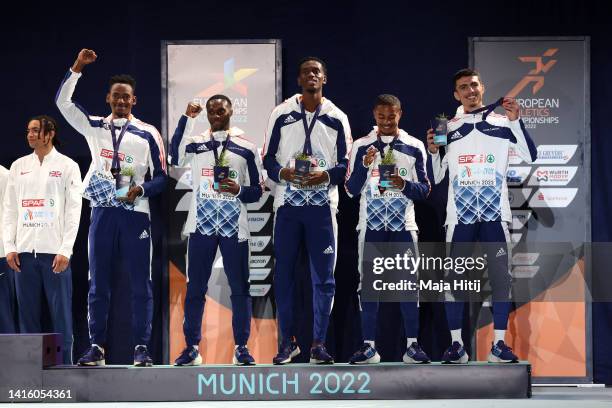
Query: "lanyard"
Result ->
[[376, 131, 399, 160], [109, 119, 130, 174], [467, 97, 504, 120], [300, 102, 322, 156], [211, 130, 231, 165]]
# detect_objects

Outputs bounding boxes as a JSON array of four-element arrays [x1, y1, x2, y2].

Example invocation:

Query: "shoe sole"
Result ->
[[350, 353, 381, 365], [175, 354, 203, 366], [403, 354, 430, 364], [309, 359, 334, 364], [134, 361, 153, 367], [232, 356, 256, 366], [487, 353, 518, 363], [78, 359, 105, 366], [273, 346, 301, 365], [442, 353, 469, 364]]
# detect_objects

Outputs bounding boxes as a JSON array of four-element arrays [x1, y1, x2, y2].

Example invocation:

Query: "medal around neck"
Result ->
[[115, 166, 135, 198], [433, 113, 448, 146]]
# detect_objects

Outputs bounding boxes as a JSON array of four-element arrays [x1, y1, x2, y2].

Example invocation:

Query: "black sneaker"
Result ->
[[77, 345, 105, 366], [273, 340, 301, 365], [134, 345, 153, 367], [174, 345, 202, 366]]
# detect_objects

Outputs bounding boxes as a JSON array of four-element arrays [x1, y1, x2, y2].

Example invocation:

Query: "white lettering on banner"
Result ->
[[506, 166, 532, 185], [249, 256, 271, 268], [511, 210, 532, 230], [249, 284, 271, 297], [512, 252, 540, 266], [247, 213, 271, 232], [512, 265, 540, 278], [249, 236, 271, 252], [534, 145, 578, 165], [528, 188, 578, 208], [249, 268, 271, 281], [516, 98, 560, 109], [528, 166, 578, 186]]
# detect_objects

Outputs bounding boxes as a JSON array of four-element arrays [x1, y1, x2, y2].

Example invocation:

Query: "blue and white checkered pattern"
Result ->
[[84, 172, 115, 206], [365, 190, 408, 231], [452, 172, 503, 224], [284, 185, 329, 207], [195, 195, 240, 238]]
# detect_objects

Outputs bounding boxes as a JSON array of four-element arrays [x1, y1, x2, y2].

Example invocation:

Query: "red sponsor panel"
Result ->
[[22, 199, 45, 207]]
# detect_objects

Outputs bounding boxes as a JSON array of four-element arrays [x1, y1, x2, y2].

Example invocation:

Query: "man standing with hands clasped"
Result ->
[[427, 69, 537, 363], [263, 57, 352, 364], [56, 49, 167, 366], [3, 115, 82, 364]]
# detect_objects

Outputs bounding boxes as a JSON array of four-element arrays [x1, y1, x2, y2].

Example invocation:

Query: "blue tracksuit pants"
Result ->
[[0, 259, 17, 333]]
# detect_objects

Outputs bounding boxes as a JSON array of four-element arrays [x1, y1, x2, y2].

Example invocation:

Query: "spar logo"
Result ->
[[22, 199, 45, 207], [202, 168, 214, 177], [100, 149, 134, 163], [458, 154, 487, 164]]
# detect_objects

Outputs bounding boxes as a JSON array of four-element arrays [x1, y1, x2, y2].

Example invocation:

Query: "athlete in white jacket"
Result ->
[[56, 49, 167, 366], [427, 69, 537, 364], [3, 115, 82, 363]]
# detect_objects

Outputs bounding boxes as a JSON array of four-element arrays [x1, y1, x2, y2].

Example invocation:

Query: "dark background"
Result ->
[[1, 0, 609, 383]]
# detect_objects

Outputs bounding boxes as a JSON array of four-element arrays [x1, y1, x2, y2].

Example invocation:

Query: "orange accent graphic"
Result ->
[[507, 48, 558, 98], [169, 261, 277, 364], [477, 259, 586, 377]]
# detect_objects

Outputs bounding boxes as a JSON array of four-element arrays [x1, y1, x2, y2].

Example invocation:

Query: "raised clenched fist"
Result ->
[[72, 49, 97, 73], [185, 102, 203, 118]]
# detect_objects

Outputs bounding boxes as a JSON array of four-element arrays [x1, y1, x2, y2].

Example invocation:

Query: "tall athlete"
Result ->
[[169, 96, 263, 366], [263, 57, 352, 364], [428, 69, 537, 363], [56, 49, 167, 366], [346, 95, 431, 364], [3, 115, 82, 364]]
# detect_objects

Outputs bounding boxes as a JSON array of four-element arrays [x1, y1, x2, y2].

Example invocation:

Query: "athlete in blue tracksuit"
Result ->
[[169, 96, 263, 366], [428, 69, 537, 363], [263, 57, 352, 364], [346, 95, 431, 364], [56, 49, 166, 366]]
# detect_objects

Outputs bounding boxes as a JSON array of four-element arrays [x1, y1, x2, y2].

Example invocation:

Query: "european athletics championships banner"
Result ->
[[162, 40, 281, 364], [470, 37, 591, 382]]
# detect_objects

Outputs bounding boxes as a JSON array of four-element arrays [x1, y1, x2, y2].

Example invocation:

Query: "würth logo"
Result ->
[[22, 199, 45, 207], [507, 48, 558, 97]]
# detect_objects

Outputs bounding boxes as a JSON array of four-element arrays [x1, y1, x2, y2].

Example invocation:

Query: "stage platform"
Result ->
[[0, 334, 531, 402]]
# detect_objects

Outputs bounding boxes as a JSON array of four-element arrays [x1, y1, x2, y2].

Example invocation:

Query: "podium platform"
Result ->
[[0, 334, 531, 402]]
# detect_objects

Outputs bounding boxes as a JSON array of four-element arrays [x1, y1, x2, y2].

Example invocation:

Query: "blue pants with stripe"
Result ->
[[0, 259, 17, 333], [14, 253, 73, 364], [359, 229, 419, 340], [444, 221, 512, 331], [183, 233, 252, 346], [273, 205, 336, 344], [88, 207, 152, 347]]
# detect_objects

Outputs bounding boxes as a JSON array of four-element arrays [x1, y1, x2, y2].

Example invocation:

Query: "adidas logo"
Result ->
[[139, 230, 150, 240], [496, 247, 506, 257], [197, 144, 209, 151], [283, 115, 297, 124], [450, 131, 462, 140], [405, 248, 413, 257], [323, 246, 334, 255]]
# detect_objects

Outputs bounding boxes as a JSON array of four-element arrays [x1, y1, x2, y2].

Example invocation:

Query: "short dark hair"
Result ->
[[109, 74, 136, 92], [374, 94, 401, 110], [298, 56, 327, 76], [28, 114, 60, 147], [206, 94, 232, 108], [453, 68, 481, 89]]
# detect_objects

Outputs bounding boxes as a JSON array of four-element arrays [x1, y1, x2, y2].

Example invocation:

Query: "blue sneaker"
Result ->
[[442, 341, 469, 364], [233, 345, 256, 366], [488, 340, 518, 363], [77, 345, 105, 366], [134, 345, 153, 367], [349, 343, 381, 364], [273, 340, 301, 365], [174, 346, 202, 366], [310, 344, 334, 365], [403, 342, 431, 364]]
